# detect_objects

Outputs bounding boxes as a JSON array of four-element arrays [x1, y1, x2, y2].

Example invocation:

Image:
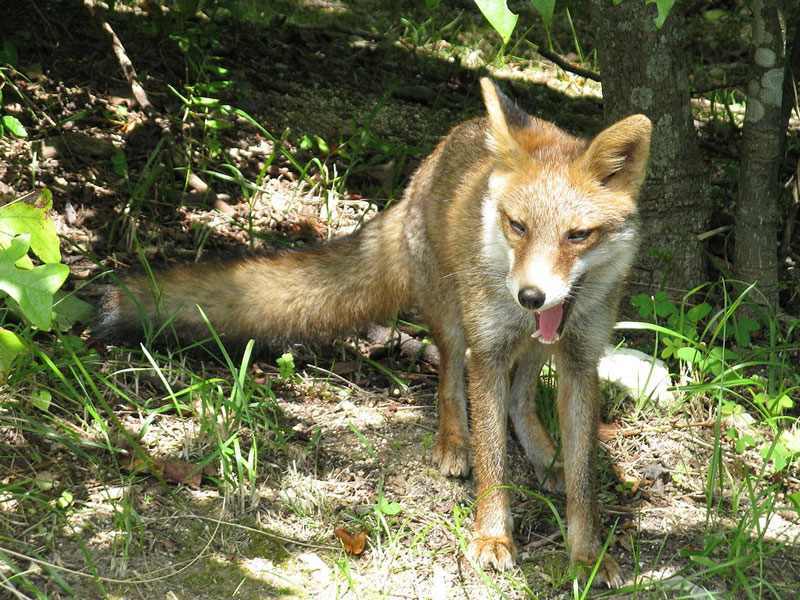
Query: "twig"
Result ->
[[83, 0, 153, 114], [530, 39, 747, 97], [600, 418, 715, 441], [522, 531, 561, 550], [691, 79, 749, 95], [528, 42, 600, 82]]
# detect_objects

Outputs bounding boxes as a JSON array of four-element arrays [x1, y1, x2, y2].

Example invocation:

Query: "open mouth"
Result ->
[[531, 296, 575, 344]]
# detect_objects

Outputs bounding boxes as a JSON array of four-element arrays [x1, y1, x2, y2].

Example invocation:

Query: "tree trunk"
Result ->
[[591, 0, 710, 294], [735, 0, 786, 305]]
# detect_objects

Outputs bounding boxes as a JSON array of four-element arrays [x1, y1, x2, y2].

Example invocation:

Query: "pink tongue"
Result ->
[[537, 304, 564, 342]]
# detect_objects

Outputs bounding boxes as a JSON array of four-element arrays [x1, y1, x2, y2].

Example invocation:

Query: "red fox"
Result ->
[[99, 78, 651, 587]]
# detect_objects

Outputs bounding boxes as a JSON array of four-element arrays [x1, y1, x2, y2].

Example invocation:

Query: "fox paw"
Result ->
[[432, 435, 470, 478], [466, 536, 516, 571], [574, 551, 623, 588]]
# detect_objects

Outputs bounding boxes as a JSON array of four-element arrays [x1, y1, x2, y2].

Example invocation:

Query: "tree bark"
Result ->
[[735, 0, 785, 304], [591, 0, 710, 293]]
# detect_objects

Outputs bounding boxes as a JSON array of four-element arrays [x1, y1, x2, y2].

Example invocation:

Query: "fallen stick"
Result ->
[[83, 0, 153, 114]]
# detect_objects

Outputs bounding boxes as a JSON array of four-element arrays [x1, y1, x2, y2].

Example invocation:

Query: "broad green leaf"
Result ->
[[0, 197, 61, 263], [1, 115, 27, 138], [53, 292, 95, 330], [762, 439, 792, 472], [675, 346, 702, 364], [530, 0, 556, 30], [0, 235, 69, 329], [0, 326, 26, 377], [653, 291, 676, 318], [376, 495, 402, 516], [630, 293, 654, 318], [686, 302, 711, 323], [733, 316, 759, 347], [474, 0, 518, 45]]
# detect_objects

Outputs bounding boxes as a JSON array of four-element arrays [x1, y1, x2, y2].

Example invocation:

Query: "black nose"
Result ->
[[518, 287, 545, 310]]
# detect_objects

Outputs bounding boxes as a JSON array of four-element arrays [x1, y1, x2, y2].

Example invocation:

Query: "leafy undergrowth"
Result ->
[[1, 1, 799, 598]]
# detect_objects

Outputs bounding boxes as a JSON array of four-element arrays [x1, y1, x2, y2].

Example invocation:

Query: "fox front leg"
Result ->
[[554, 350, 623, 588], [464, 353, 516, 571]]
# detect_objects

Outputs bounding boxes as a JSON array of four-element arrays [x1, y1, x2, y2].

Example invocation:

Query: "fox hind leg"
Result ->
[[429, 319, 470, 478]]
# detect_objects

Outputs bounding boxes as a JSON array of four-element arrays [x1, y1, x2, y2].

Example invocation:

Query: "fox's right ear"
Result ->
[[480, 78, 529, 162]]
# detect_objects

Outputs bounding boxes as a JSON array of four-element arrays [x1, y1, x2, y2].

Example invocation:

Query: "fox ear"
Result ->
[[480, 78, 529, 161], [581, 114, 652, 194]]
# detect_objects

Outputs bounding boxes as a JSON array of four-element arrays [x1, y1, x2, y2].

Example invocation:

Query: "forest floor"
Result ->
[[1, 1, 799, 598]]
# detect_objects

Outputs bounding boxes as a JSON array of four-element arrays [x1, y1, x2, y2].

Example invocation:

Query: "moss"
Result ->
[[176, 558, 299, 599], [245, 529, 291, 563]]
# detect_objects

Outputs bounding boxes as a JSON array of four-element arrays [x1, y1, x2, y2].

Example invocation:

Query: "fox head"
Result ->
[[478, 78, 652, 344]]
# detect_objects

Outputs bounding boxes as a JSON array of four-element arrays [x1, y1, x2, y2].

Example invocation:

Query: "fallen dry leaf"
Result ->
[[161, 458, 203, 489], [334, 527, 367, 556], [122, 452, 204, 489]]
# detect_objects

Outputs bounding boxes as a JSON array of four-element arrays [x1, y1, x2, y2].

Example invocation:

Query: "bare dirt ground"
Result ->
[[1, 1, 799, 598]]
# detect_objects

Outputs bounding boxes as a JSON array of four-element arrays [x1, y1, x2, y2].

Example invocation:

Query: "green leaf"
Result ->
[[0, 326, 26, 377], [0, 235, 69, 329], [53, 292, 95, 330], [653, 291, 676, 318], [788, 492, 800, 515], [56, 489, 74, 509], [314, 135, 330, 155], [530, 0, 556, 30], [1, 115, 27, 138], [0, 197, 61, 263], [31, 389, 52, 411], [703, 9, 728, 22], [733, 316, 759, 347], [474, 0, 518, 45], [675, 346, 702, 364], [111, 150, 128, 178], [630, 293, 654, 318], [277, 352, 295, 380], [376, 495, 402, 516], [761, 439, 792, 473], [204, 118, 231, 130], [647, 0, 676, 29], [686, 303, 711, 323]]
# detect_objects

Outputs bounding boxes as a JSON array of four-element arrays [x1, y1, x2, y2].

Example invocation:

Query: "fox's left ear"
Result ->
[[480, 78, 530, 162], [580, 114, 652, 194]]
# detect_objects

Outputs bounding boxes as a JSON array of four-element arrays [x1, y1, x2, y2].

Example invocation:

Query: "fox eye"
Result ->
[[567, 228, 592, 242], [508, 218, 527, 236]]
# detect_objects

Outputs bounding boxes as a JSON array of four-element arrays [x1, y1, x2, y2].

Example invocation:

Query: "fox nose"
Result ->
[[518, 287, 546, 310]]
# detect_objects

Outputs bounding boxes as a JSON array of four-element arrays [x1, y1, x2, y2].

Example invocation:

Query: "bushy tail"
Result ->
[[97, 206, 412, 347]]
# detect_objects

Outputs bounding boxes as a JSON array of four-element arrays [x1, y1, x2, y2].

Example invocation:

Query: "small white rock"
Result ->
[[598, 346, 674, 406]]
